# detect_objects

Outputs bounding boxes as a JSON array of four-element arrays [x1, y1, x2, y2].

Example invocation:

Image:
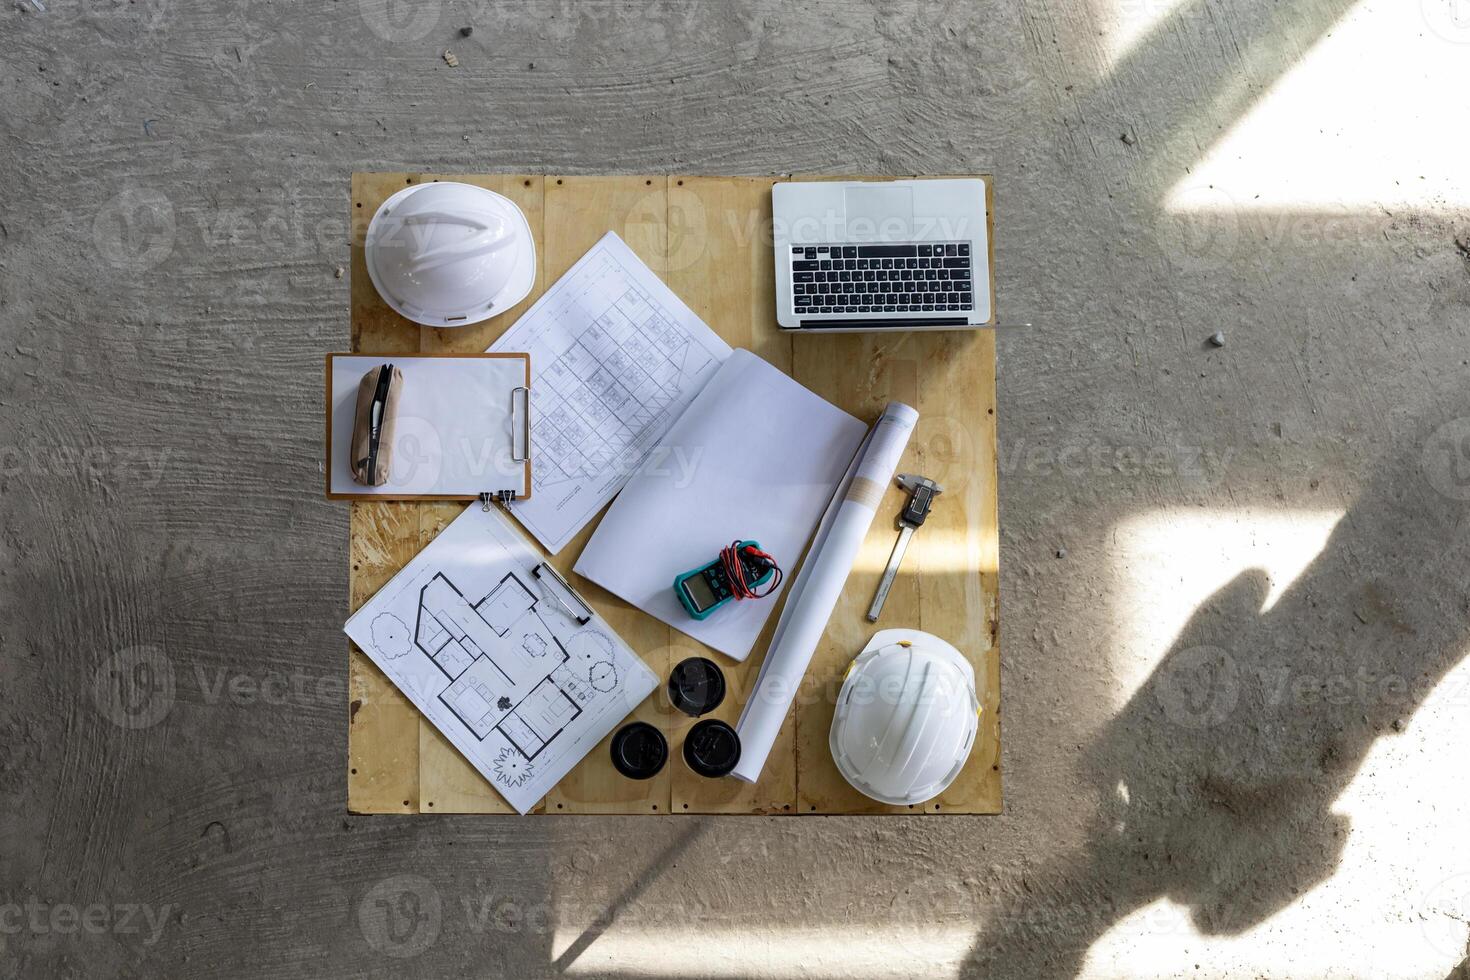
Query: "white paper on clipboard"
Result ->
[[326, 354, 531, 500]]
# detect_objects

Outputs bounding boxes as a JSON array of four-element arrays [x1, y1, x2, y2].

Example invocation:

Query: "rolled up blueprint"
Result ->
[[731, 401, 919, 783]]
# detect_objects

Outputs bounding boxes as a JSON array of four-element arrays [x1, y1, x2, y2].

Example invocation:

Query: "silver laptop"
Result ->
[[773, 178, 992, 332]]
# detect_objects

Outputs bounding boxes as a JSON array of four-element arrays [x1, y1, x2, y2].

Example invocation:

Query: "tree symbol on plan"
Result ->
[[567, 629, 614, 664], [370, 614, 411, 660], [492, 747, 534, 788], [589, 660, 617, 693], [568, 630, 618, 692]]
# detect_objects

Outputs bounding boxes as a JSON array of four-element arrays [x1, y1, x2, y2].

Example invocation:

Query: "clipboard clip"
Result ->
[[533, 562, 593, 626], [477, 387, 530, 510], [510, 385, 530, 463], [479, 490, 516, 512]]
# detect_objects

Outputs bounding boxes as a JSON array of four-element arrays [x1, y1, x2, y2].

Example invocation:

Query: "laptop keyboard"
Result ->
[[789, 242, 974, 315]]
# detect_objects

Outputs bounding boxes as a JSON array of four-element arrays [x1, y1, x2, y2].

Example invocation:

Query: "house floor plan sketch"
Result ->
[[488, 232, 731, 554], [344, 505, 657, 813]]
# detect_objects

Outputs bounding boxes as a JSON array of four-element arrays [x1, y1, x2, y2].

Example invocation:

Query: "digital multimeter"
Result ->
[[674, 541, 779, 620]]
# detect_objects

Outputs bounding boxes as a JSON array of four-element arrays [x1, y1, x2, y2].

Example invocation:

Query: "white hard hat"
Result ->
[[364, 181, 536, 327], [829, 629, 980, 806]]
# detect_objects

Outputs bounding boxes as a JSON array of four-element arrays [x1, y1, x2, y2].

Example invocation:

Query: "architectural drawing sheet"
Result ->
[[343, 505, 658, 814], [488, 232, 732, 553]]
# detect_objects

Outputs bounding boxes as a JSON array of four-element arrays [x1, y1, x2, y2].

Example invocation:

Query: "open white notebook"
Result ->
[[574, 350, 868, 662], [325, 353, 531, 501]]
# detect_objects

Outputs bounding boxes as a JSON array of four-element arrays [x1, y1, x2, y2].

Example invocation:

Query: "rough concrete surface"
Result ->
[[4, 0, 1470, 977]]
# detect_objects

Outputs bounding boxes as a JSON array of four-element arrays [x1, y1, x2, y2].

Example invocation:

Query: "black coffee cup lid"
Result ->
[[668, 657, 726, 717], [610, 722, 667, 780], [683, 718, 741, 778]]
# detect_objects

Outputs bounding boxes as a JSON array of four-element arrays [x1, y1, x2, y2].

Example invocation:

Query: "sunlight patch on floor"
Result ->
[[1094, 505, 1470, 976], [1164, 0, 1470, 213], [1110, 507, 1344, 707], [1097, 0, 1190, 67], [554, 925, 974, 978], [1080, 651, 1470, 978]]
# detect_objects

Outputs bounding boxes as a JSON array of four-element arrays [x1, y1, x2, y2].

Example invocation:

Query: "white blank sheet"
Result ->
[[574, 349, 867, 662]]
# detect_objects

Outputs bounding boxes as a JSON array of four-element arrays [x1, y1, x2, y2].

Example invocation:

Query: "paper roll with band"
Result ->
[[731, 401, 919, 783]]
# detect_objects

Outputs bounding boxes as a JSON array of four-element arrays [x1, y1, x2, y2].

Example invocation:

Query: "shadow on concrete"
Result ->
[[954, 0, 1468, 973], [552, 821, 708, 974], [961, 408, 1470, 976]]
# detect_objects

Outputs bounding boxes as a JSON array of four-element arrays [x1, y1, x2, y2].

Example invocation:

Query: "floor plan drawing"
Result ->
[[489, 232, 732, 554], [415, 570, 613, 762], [344, 505, 658, 814]]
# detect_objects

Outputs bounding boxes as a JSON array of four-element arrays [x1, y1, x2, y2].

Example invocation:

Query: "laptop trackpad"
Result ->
[[845, 185, 914, 238]]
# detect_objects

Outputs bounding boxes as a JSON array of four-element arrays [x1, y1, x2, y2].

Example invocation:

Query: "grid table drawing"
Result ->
[[527, 251, 721, 491]]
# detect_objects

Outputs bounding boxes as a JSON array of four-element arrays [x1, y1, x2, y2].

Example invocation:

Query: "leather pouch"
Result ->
[[350, 364, 404, 486]]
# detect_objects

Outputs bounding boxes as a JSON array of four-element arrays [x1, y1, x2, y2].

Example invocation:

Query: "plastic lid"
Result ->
[[668, 657, 726, 717], [610, 722, 667, 780], [683, 719, 741, 778]]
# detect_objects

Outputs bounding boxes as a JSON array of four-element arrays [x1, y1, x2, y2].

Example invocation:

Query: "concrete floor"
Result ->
[[4, 0, 1470, 976]]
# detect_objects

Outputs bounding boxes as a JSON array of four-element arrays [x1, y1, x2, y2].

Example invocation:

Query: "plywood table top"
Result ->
[[345, 173, 1001, 815]]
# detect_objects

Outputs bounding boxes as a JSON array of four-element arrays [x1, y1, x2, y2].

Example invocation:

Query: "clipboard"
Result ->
[[324, 352, 532, 502]]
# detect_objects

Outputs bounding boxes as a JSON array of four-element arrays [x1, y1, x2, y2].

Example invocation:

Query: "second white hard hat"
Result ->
[[829, 629, 981, 806], [365, 181, 536, 328]]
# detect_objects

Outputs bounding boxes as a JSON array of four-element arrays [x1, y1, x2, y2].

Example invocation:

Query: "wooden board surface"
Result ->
[[346, 173, 1001, 815]]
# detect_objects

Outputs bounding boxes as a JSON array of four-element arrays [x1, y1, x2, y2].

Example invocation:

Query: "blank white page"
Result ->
[[328, 355, 530, 499], [574, 349, 867, 662]]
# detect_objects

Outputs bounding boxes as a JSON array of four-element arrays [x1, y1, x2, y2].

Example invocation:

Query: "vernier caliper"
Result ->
[[866, 473, 943, 622]]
